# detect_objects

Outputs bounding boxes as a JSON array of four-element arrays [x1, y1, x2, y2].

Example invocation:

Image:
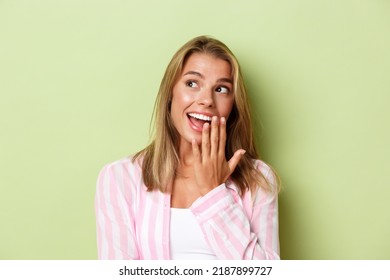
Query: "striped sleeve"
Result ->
[[190, 167, 280, 260], [95, 161, 139, 259]]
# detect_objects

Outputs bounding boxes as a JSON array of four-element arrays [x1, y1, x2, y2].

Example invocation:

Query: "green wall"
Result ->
[[1, 0, 389, 259]]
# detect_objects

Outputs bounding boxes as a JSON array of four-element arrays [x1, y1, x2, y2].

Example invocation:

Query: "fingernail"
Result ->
[[212, 116, 218, 122], [220, 117, 226, 124], [241, 150, 246, 155]]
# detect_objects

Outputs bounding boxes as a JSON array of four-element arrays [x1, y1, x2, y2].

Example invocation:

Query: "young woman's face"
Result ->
[[171, 53, 234, 145]]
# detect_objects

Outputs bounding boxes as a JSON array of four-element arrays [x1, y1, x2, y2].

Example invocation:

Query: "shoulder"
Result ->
[[96, 155, 144, 195], [98, 155, 141, 177], [227, 159, 279, 197], [251, 159, 280, 201], [253, 159, 278, 186]]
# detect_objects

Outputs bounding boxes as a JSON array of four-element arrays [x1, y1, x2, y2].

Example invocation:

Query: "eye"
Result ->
[[215, 86, 230, 94], [186, 80, 198, 88]]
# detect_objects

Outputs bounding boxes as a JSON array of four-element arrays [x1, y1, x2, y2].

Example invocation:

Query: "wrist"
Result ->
[[199, 182, 224, 196]]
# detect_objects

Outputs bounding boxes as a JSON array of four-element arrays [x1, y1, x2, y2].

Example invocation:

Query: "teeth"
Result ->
[[188, 113, 212, 122]]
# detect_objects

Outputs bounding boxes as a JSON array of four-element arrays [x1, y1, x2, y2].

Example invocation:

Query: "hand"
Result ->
[[191, 116, 246, 195]]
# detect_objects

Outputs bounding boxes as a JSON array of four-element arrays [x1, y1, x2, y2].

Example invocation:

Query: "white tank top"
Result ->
[[170, 208, 218, 260]]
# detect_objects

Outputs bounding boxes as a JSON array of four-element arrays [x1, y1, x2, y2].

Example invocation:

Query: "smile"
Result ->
[[187, 113, 212, 122], [187, 113, 213, 132]]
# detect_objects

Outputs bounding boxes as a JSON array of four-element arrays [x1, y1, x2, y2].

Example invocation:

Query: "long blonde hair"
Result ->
[[134, 35, 279, 195]]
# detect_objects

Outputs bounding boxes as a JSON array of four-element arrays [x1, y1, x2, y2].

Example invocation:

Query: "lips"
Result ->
[[187, 113, 212, 132], [187, 113, 212, 122]]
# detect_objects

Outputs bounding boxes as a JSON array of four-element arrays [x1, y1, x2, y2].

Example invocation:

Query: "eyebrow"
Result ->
[[184, 71, 233, 84], [217, 77, 233, 84]]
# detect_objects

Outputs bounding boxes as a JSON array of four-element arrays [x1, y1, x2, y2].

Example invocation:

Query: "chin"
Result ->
[[182, 131, 201, 145]]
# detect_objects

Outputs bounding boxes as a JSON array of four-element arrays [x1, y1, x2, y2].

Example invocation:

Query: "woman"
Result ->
[[95, 35, 280, 260]]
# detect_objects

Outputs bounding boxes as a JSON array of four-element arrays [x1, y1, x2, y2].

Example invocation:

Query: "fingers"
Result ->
[[199, 116, 244, 169], [210, 116, 219, 156], [228, 149, 246, 174], [192, 139, 201, 164], [194, 116, 246, 188], [219, 117, 226, 159], [201, 116, 219, 159], [201, 122, 210, 159]]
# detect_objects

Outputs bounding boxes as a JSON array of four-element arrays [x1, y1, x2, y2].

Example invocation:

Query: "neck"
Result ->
[[178, 138, 195, 170]]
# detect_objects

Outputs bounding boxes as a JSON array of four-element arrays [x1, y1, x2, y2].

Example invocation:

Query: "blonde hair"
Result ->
[[134, 35, 279, 195]]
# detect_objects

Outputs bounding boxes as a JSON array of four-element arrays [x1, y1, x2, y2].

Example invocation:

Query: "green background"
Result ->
[[1, 0, 389, 259]]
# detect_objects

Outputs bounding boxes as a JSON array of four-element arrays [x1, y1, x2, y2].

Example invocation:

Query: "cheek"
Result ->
[[219, 98, 235, 119], [171, 86, 193, 112], [170, 97, 181, 123]]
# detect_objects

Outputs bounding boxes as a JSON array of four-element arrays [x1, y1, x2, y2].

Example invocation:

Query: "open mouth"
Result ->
[[187, 113, 212, 131]]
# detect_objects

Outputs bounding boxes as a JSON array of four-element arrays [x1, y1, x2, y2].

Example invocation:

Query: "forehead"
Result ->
[[181, 53, 232, 78]]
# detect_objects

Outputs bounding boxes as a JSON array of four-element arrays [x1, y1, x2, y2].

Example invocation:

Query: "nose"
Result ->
[[196, 87, 214, 107]]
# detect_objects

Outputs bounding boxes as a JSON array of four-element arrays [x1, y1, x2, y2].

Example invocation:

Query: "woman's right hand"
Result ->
[[191, 116, 246, 196]]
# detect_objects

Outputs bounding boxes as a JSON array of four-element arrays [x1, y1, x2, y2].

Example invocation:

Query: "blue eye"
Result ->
[[216, 86, 229, 94]]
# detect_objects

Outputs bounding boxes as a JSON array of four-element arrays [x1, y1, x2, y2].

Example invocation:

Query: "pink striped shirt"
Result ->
[[95, 156, 280, 260]]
